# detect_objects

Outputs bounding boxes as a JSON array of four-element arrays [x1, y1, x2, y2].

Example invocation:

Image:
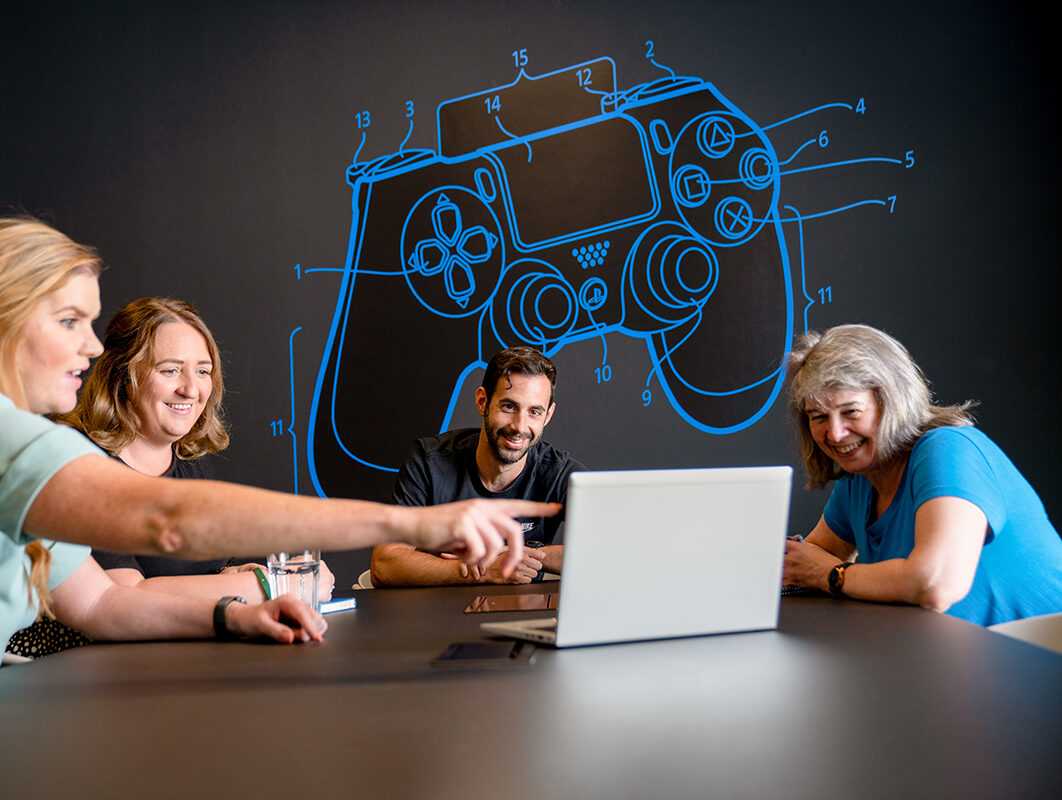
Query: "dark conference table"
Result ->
[[2, 583, 1059, 799]]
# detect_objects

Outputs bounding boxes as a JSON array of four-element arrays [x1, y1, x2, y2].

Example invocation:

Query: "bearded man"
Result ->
[[371, 347, 582, 586]]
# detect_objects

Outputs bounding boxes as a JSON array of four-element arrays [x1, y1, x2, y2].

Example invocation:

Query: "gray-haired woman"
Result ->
[[782, 324, 1062, 625]]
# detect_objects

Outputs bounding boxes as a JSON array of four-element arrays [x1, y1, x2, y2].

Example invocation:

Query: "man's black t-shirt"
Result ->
[[393, 428, 581, 545], [92, 454, 230, 576]]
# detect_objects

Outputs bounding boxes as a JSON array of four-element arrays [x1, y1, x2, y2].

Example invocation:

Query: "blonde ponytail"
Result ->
[[24, 541, 55, 620]]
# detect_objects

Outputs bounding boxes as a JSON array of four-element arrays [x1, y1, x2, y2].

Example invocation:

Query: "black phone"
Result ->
[[430, 640, 536, 668]]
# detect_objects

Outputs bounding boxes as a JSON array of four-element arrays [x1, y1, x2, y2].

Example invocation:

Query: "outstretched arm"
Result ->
[[26, 455, 559, 576]]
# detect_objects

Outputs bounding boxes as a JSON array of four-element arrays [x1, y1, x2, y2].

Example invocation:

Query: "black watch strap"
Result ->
[[827, 562, 854, 598], [213, 595, 247, 640]]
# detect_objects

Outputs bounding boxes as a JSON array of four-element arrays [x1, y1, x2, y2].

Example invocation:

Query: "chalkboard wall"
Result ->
[[4, 1, 1057, 585]]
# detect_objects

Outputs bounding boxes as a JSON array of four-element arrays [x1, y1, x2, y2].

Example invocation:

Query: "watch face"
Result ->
[[828, 565, 843, 594]]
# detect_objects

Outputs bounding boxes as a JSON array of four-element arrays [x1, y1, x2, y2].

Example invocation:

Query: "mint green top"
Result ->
[[1, 393, 103, 656]]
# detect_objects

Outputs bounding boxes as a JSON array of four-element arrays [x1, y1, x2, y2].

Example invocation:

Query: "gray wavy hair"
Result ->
[[788, 324, 975, 487]]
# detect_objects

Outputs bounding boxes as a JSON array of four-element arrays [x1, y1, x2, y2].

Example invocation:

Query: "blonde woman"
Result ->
[[0, 216, 548, 659], [782, 324, 1062, 625]]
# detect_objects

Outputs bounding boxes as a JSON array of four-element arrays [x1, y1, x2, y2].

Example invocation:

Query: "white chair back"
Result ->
[[990, 612, 1062, 654]]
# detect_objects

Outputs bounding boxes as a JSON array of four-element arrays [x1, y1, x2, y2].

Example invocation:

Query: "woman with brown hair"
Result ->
[[0, 216, 548, 661], [66, 297, 333, 601]]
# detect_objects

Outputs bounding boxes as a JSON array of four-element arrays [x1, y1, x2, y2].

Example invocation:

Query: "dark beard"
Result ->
[[485, 423, 535, 465]]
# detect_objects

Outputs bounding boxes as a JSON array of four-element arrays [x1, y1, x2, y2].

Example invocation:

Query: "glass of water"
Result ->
[[267, 550, 321, 613]]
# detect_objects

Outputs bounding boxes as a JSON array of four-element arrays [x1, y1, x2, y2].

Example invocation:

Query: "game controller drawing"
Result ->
[[306, 55, 801, 497]]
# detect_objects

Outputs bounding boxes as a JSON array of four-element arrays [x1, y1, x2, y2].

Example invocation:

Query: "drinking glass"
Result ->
[[267, 550, 321, 613]]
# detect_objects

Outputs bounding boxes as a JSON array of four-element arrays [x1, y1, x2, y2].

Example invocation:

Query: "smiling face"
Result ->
[[14, 272, 103, 414], [475, 372, 555, 467], [805, 388, 882, 475], [133, 321, 214, 446]]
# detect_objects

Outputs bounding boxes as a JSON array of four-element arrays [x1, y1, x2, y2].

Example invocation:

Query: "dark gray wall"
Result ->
[[3, 1, 1057, 585]]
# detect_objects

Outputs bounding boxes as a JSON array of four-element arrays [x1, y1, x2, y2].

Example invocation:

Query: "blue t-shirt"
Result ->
[[824, 426, 1062, 626], [1, 394, 104, 656]]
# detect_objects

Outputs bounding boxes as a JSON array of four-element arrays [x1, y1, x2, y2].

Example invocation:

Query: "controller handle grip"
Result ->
[[308, 270, 483, 498], [643, 224, 791, 434]]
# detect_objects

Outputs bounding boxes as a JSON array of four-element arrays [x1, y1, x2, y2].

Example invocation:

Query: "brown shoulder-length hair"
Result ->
[[62, 297, 229, 460], [788, 324, 976, 488], [1, 216, 103, 619]]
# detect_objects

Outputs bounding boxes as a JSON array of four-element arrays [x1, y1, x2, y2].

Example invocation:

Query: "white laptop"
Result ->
[[481, 466, 793, 647]]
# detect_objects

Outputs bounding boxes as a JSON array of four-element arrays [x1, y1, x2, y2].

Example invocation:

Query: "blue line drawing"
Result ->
[[287, 326, 302, 494], [779, 156, 902, 178], [303, 266, 346, 275], [786, 205, 816, 334], [398, 119, 414, 152], [754, 198, 890, 224], [737, 102, 854, 137], [494, 117, 532, 162], [301, 53, 911, 497], [435, 57, 617, 157], [780, 138, 817, 166], [352, 131, 367, 164], [650, 58, 676, 78]]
